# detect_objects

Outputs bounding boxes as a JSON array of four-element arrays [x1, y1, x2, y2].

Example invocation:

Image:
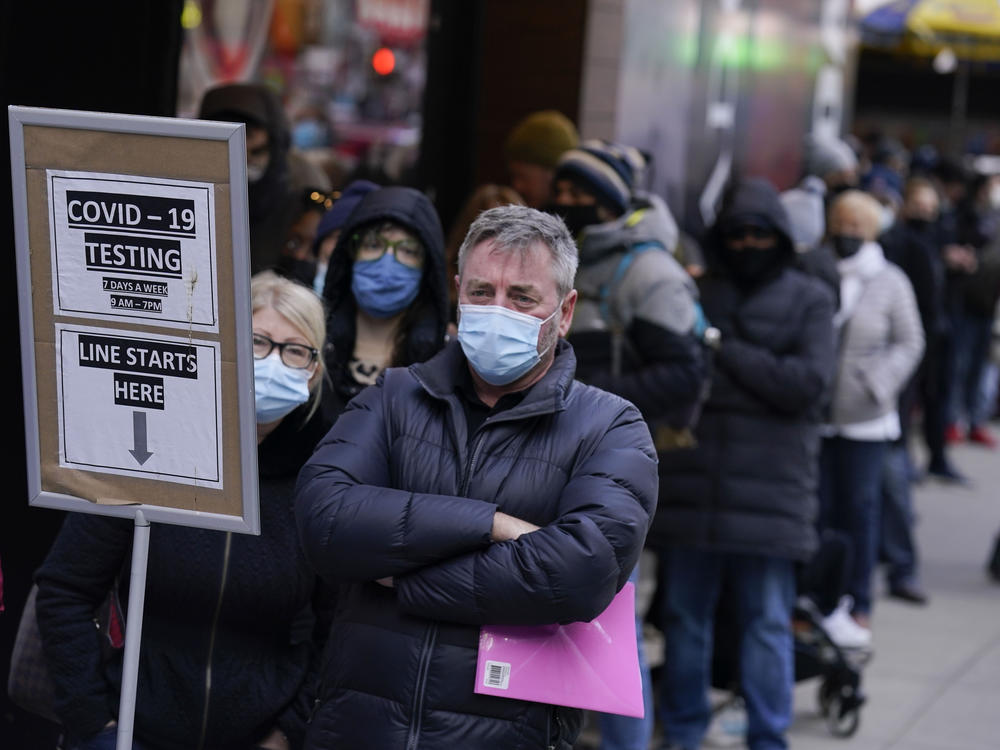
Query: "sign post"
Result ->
[[9, 106, 258, 748], [117, 511, 150, 750]]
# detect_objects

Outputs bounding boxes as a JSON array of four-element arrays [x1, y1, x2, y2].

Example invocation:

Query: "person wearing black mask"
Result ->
[[548, 140, 705, 750], [651, 178, 835, 750], [881, 177, 962, 483], [819, 190, 923, 641]]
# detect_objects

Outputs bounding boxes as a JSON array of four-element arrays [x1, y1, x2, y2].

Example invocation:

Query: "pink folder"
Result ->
[[474, 582, 643, 717]]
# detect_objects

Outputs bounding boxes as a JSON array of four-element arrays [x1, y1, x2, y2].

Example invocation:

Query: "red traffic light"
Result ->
[[372, 47, 396, 75]]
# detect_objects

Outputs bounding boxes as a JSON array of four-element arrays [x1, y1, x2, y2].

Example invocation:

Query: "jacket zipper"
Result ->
[[197, 532, 232, 750], [545, 704, 563, 749], [462, 432, 486, 495], [405, 430, 485, 750], [405, 624, 438, 750]]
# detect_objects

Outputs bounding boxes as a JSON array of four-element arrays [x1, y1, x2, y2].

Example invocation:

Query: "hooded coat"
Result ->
[[198, 83, 330, 275], [568, 191, 706, 433], [320, 186, 448, 414], [35, 405, 332, 750], [294, 340, 658, 749], [649, 178, 836, 561]]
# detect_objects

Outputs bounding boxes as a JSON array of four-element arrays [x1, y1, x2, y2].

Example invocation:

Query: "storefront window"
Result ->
[[177, 0, 429, 187]]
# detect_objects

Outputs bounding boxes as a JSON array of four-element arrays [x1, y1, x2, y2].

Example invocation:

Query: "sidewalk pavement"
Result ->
[[576, 436, 1000, 750], [787, 438, 1000, 750]]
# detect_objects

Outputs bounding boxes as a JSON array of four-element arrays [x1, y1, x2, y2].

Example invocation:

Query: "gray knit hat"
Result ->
[[804, 134, 859, 178]]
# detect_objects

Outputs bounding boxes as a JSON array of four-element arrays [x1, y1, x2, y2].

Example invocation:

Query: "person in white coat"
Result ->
[[818, 189, 924, 643]]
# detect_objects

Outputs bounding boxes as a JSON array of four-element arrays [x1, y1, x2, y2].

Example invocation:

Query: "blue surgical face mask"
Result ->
[[292, 119, 327, 150], [457, 304, 559, 386], [351, 253, 423, 318], [254, 354, 311, 424]]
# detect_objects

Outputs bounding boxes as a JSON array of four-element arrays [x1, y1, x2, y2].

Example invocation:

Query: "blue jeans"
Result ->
[[598, 566, 654, 750], [819, 437, 888, 615], [880, 443, 919, 589], [947, 312, 993, 428], [658, 549, 795, 750]]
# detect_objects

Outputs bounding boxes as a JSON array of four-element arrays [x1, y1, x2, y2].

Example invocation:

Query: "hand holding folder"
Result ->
[[474, 582, 643, 717]]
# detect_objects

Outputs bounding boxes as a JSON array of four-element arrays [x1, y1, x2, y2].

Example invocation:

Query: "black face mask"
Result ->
[[831, 234, 864, 259], [905, 217, 932, 232], [545, 203, 603, 236], [720, 245, 785, 287]]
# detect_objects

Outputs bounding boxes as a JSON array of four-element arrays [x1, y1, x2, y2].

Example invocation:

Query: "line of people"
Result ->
[[22, 93, 1000, 750]]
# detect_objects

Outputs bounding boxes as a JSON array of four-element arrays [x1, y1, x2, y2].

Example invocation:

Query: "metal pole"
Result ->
[[116, 511, 151, 750]]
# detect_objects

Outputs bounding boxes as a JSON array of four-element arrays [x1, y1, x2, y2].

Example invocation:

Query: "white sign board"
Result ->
[[10, 105, 257, 534], [56, 324, 223, 488], [48, 170, 219, 331]]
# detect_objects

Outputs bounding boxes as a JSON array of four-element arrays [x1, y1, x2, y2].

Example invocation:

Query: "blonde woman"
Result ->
[[819, 190, 924, 639], [36, 272, 331, 750]]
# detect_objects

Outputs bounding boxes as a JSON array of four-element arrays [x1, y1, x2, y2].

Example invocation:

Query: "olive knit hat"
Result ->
[[503, 110, 580, 169]]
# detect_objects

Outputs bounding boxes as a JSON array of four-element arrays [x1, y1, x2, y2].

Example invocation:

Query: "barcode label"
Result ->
[[483, 660, 511, 690]]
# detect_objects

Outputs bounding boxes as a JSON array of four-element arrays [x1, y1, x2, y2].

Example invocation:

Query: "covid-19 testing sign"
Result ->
[[9, 106, 260, 534], [49, 171, 218, 328]]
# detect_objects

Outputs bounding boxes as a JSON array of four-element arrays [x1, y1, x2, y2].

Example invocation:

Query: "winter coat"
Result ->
[[319, 186, 448, 415], [568, 193, 706, 436], [881, 219, 948, 343], [828, 252, 924, 428], [198, 83, 322, 275], [35, 406, 331, 750], [649, 178, 836, 561], [294, 340, 658, 750]]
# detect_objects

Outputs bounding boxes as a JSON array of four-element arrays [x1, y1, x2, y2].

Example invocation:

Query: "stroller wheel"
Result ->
[[825, 694, 861, 738], [817, 680, 835, 717]]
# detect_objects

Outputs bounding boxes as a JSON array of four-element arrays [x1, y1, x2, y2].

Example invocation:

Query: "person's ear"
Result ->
[[557, 290, 578, 337]]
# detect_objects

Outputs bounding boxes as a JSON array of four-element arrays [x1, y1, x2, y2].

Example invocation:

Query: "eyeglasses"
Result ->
[[722, 225, 774, 242], [355, 229, 425, 269], [252, 333, 318, 369]]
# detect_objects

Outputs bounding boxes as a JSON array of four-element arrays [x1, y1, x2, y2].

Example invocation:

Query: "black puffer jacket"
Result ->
[[320, 186, 448, 414], [295, 340, 658, 750], [649, 179, 836, 561], [35, 406, 331, 750]]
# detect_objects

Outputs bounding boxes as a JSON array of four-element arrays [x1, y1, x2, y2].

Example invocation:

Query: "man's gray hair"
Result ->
[[457, 205, 578, 298]]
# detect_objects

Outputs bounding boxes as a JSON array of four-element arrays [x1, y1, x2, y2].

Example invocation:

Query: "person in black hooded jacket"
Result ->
[[198, 83, 331, 275], [651, 178, 836, 750], [318, 185, 448, 416]]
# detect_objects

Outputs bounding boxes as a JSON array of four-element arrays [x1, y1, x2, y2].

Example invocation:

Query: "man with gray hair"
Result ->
[[295, 205, 659, 750]]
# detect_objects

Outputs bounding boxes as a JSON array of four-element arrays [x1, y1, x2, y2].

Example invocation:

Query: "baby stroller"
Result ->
[[703, 535, 871, 741], [790, 595, 871, 738]]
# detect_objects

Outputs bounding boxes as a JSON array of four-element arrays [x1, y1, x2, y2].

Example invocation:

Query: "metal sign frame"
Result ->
[[10, 105, 259, 535]]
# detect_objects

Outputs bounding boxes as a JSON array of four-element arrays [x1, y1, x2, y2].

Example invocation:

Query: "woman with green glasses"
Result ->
[[318, 185, 447, 417]]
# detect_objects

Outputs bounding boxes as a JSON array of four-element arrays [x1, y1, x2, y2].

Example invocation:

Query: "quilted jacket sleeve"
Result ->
[[34, 514, 132, 740], [858, 269, 925, 405], [295, 380, 498, 585], [394, 398, 658, 626], [714, 282, 836, 416]]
